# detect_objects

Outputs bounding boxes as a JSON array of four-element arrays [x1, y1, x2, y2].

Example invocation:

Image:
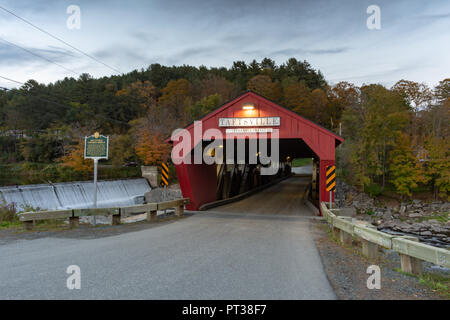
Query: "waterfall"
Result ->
[[0, 178, 151, 211]]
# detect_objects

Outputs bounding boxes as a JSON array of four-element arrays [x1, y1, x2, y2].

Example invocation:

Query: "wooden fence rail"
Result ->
[[320, 202, 450, 275], [19, 198, 190, 230]]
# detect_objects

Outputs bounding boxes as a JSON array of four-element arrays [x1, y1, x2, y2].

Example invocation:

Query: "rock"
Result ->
[[373, 220, 383, 226], [420, 231, 432, 236], [337, 207, 356, 217], [399, 205, 407, 214], [408, 212, 422, 218], [383, 211, 393, 221], [145, 187, 182, 203]]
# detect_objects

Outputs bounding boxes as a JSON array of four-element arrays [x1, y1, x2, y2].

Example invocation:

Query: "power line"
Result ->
[[0, 37, 80, 76], [0, 5, 122, 74], [0, 75, 23, 85]]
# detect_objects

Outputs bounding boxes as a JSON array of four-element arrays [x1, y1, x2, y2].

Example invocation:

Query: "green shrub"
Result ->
[[0, 201, 18, 223], [364, 183, 382, 197]]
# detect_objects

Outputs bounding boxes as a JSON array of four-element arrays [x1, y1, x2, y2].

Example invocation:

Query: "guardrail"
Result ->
[[320, 202, 450, 275], [19, 198, 190, 230]]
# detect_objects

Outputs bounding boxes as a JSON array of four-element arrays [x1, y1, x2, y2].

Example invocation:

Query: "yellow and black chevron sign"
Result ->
[[160, 162, 169, 187], [326, 165, 336, 192]]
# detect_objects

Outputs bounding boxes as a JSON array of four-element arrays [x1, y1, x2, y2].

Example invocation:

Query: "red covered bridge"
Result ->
[[169, 91, 343, 212]]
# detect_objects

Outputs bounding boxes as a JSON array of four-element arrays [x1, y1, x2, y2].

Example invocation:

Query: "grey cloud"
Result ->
[[164, 46, 223, 65], [271, 47, 348, 56], [0, 42, 76, 65], [94, 47, 148, 62], [130, 31, 160, 43], [244, 47, 349, 57], [415, 13, 450, 20]]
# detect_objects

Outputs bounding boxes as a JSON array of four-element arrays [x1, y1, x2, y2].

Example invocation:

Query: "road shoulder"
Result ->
[[311, 219, 447, 300]]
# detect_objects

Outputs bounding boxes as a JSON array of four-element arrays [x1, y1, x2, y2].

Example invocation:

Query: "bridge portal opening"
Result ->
[[169, 91, 343, 214]]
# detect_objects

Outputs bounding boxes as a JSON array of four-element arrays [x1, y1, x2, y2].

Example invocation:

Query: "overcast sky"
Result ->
[[0, 0, 449, 89]]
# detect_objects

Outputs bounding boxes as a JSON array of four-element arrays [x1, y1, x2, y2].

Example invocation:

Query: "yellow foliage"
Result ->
[[135, 130, 171, 165], [60, 140, 93, 172]]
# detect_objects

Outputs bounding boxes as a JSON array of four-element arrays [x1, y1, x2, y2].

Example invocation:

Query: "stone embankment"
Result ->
[[335, 180, 450, 247]]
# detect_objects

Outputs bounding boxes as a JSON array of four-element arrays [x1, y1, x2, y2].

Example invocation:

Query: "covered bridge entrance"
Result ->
[[169, 91, 343, 212]]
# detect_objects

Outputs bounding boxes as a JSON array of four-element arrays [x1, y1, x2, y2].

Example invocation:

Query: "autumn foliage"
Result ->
[[135, 130, 171, 165], [1, 59, 447, 201], [60, 139, 93, 172]]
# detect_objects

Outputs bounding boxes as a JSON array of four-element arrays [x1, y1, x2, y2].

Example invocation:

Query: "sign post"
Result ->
[[85, 132, 109, 224], [326, 165, 336, 209]]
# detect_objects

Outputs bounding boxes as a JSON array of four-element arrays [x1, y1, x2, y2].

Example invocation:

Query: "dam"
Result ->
[[0, 178, 151, 212]]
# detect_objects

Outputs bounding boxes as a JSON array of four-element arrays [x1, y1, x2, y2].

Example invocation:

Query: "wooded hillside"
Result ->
[[0, 58, 448, 200]]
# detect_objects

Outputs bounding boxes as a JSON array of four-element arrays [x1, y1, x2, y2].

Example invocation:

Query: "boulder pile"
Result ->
[[335, 179, 450, 246]]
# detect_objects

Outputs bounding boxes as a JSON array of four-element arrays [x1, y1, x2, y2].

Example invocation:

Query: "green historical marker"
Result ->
[[84, 133, 109, 222], [85, 132, 108, 159]]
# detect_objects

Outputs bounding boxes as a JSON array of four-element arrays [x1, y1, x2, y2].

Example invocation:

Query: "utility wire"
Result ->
[[0, 75, 23, 85], [0, 37, 80, 76], [0, 5, 122, 74]]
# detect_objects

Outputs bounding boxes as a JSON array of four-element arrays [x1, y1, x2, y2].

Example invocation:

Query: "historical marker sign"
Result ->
[[85, 132, 108, 159], [84, 132, 109, 215]]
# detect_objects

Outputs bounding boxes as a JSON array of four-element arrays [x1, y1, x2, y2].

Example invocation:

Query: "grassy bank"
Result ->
[[291, 158, 312, 167]]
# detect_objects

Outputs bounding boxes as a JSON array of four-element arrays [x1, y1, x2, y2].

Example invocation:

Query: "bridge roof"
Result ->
[[170, 91, 343, 159]]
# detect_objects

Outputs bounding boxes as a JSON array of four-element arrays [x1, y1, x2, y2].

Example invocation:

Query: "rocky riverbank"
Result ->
[[335, 180, 450, 248]]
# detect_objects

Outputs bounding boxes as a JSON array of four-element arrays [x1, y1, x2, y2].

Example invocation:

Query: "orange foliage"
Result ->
[[60, 140, 93, 172], [135, 130, 171, 165]]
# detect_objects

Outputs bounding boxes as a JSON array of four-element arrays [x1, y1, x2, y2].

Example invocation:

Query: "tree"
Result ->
[[115, 80, 157, 122], [158, 79, 192, 128], [60, 139, 93, 172], [247, 75, 282, 102], [341, 84, 409, 189], [392, 80, 432, 111], [190, 94, 222, 120], [109, 134, 139, 167], [194, 75, 237, 102], [134, 129, 171, 165], [308, 88, 329, 125], [278, 58, 327, 90], [283, 81, 311, 111], [390, 134, 428, 198], [327, 81, 359, 129], [434, 78, 450, 103], [424, 136, 450, 200]]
